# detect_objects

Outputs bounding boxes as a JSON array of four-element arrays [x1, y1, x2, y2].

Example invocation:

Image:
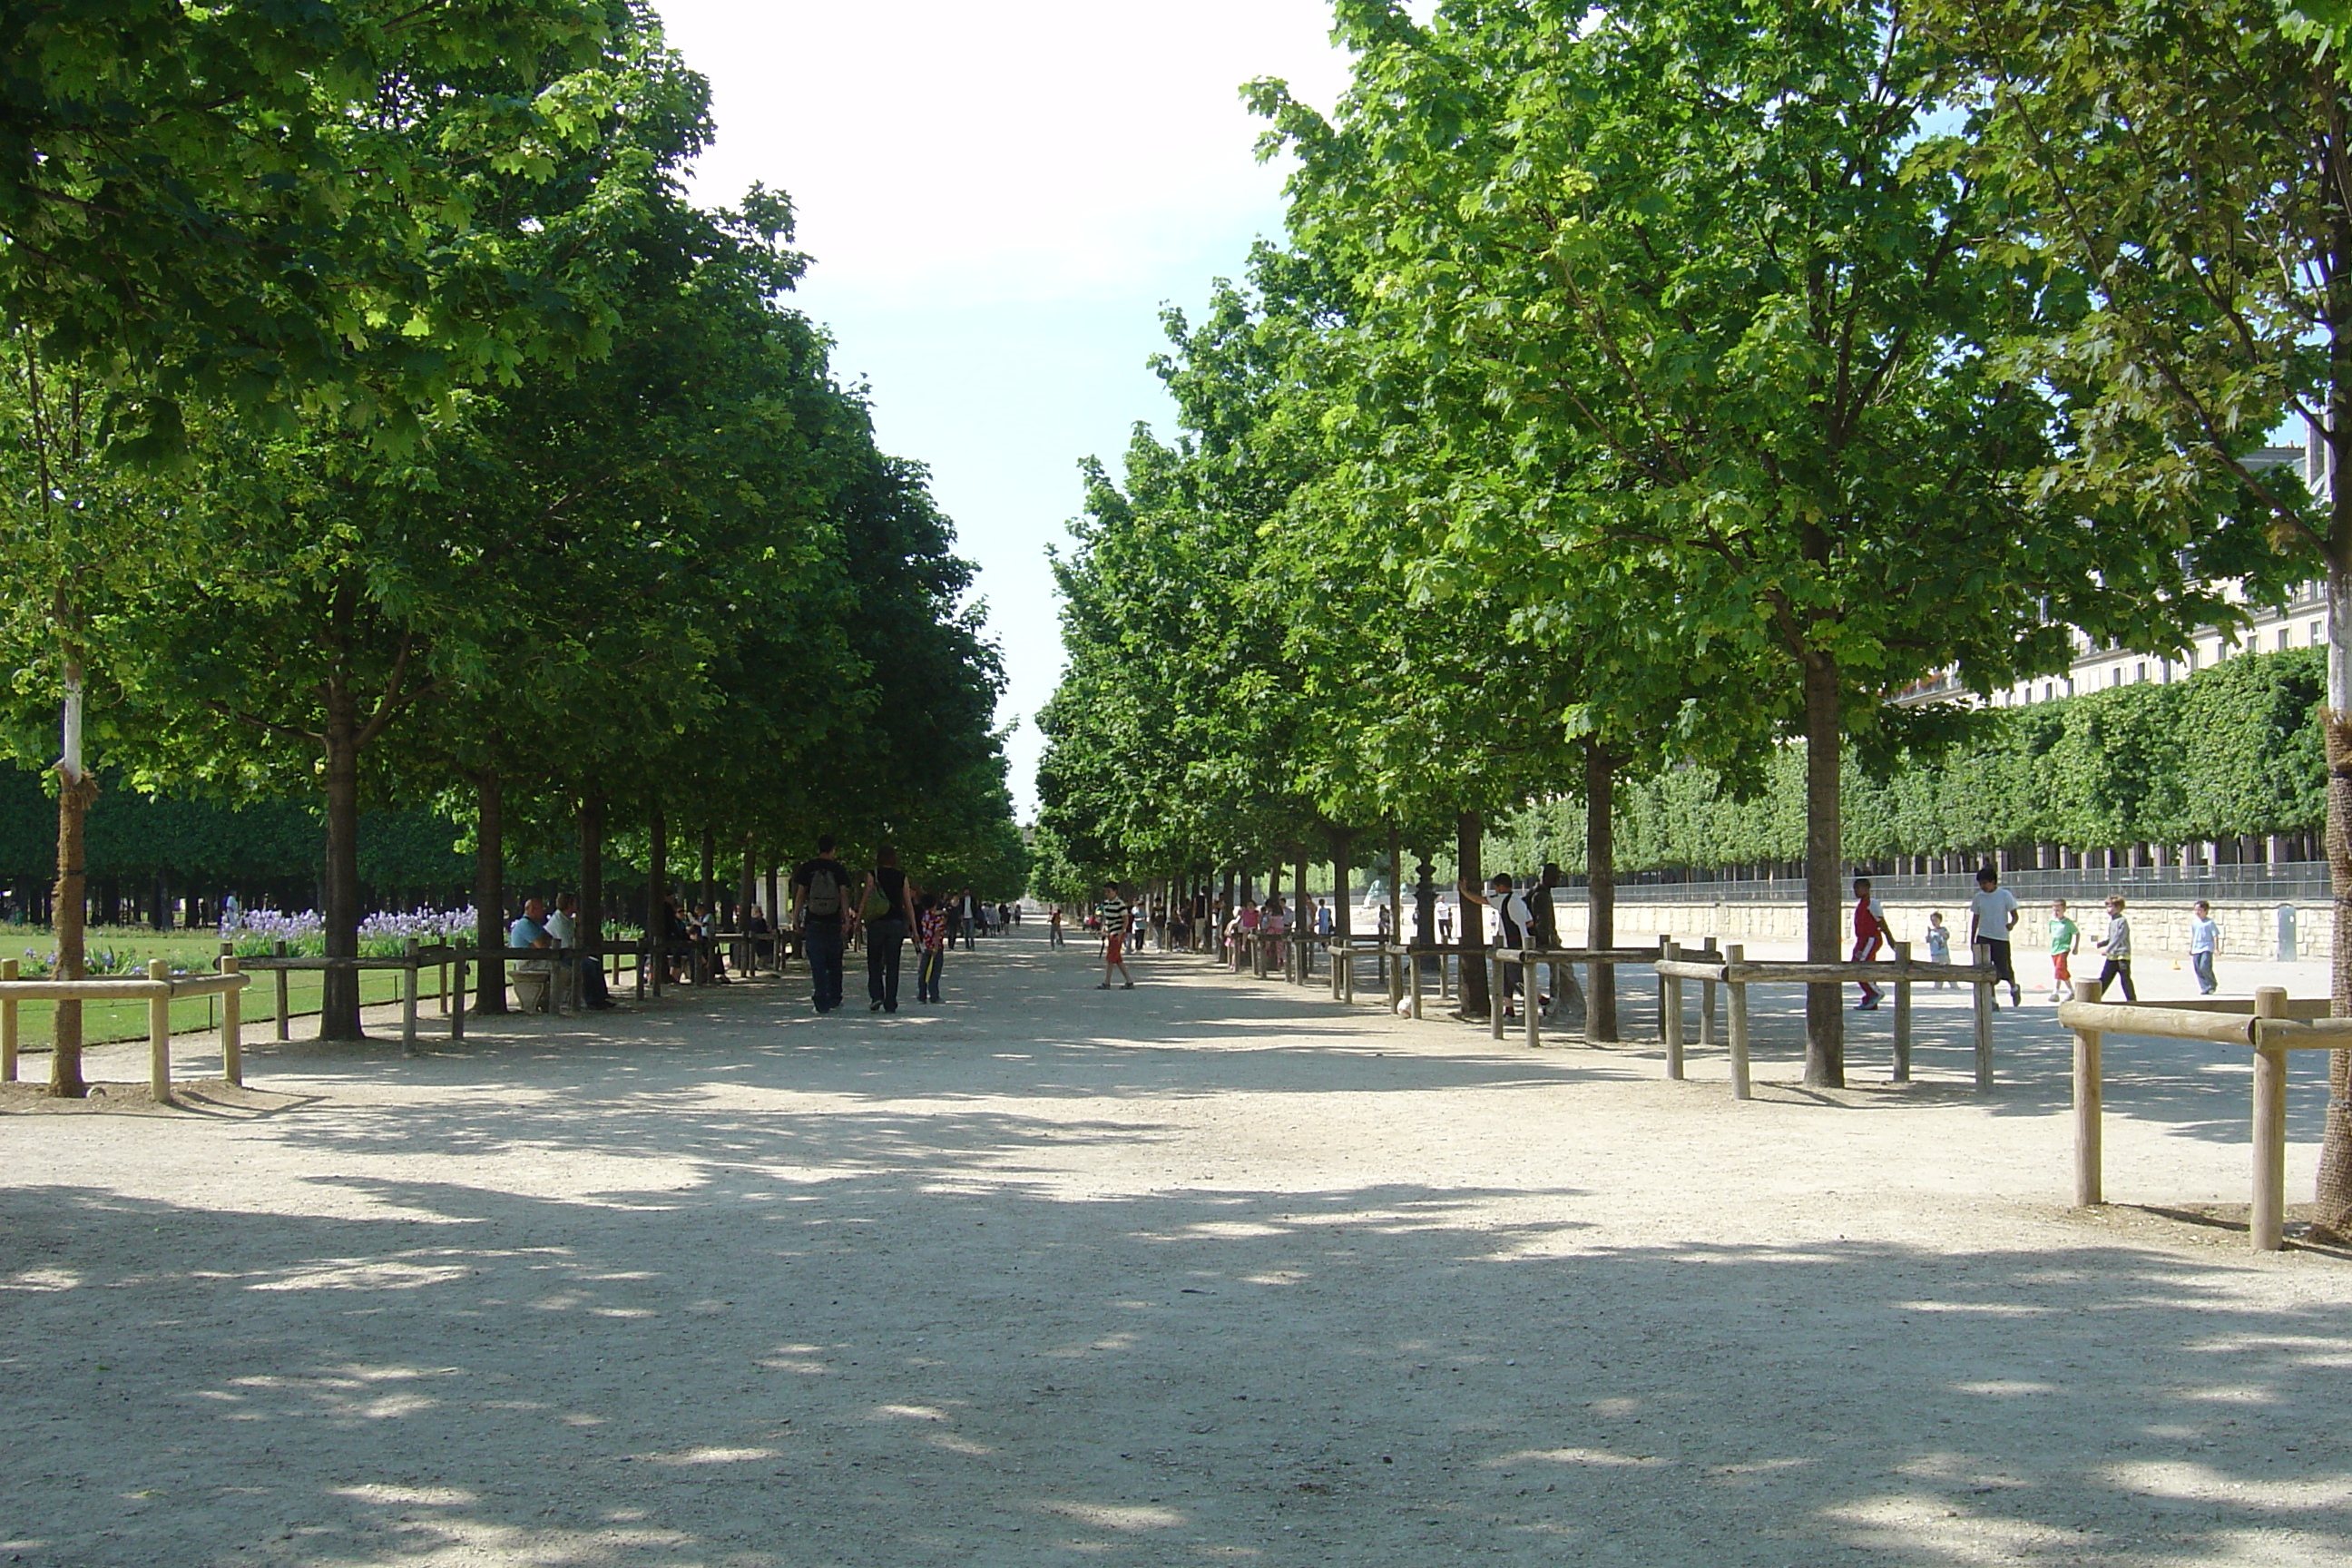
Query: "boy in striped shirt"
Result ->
[[1095, 883, 1134, 989]]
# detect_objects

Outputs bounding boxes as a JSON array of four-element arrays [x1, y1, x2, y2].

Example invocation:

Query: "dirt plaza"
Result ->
[[2, 932, 2347, 1567]]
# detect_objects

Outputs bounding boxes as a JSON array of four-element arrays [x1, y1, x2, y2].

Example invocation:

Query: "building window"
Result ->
[[2111, 668, 2122, 687], [2278, 627, 2290, 652], [2064, 676, 2074, 695], [2186, 647, 2198, 671], [2136, 662, 2148, 681], [2313, 621, 2325, 646]]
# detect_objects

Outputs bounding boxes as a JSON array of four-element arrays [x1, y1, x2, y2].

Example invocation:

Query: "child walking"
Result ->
[[916, 893, 947, 1004], [1096, 882, 1135, 989], [2047, 899, 2080, 1004], [2188, 899, 2220, 995], [2094, 896, 2136, 1001], [1923, 912, 1952, 987]]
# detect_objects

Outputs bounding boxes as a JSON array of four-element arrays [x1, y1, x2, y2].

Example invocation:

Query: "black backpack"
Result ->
[[805, 864, 842, 917]]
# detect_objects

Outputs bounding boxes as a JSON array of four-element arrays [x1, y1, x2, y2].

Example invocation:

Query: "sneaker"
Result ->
[[1122, 981, 1134, 989], [1096, 983, 1112, 989], [869, 1001, 883, 1012], [1857, 999, 1878, 1012], [2009, 985, 2022, 1008]]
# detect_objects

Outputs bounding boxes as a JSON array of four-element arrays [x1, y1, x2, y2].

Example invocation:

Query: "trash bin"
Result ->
[[2277, 903, 2298, 963]]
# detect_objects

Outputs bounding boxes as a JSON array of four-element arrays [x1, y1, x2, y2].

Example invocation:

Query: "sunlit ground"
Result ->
[[1, 933, 2344, 1565]]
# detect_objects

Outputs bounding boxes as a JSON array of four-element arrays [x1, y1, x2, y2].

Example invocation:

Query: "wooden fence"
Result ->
[[0, 957, 250, 1101], [2058, 981, 2346, 1250]]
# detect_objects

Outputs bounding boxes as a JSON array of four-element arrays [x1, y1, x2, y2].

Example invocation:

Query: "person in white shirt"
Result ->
[[2187, 899, 2220, 995], [544, 893, 612, 1009], [1966, 867, 2022, 1009], [1457, 872, 1534, 1019]]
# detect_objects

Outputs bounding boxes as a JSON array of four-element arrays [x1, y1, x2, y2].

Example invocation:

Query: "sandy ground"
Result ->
[[2, 935, 2348, 1567]]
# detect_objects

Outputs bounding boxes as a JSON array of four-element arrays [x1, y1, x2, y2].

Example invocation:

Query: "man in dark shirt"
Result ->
[[791, 834, 852, 1014]]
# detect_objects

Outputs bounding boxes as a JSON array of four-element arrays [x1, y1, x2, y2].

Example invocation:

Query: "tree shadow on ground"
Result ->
[[4, 1091, 2349, 1566]]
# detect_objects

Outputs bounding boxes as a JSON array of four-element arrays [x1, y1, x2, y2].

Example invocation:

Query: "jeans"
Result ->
[[1050, 925, 1064, 947], [2099, 957, 2137, 1001], [867, 918, 907, 1010], [805, 921, 846, 1011], [573, 956, 610, 1006], [917, 946, 945, 1002], [2190, 950, 2216, 994]]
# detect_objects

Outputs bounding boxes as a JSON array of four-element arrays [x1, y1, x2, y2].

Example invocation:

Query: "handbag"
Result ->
[[861, 884, 893, 922]]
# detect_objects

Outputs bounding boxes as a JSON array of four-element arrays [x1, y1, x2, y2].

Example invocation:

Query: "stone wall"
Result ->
[[1544, 896, 2325, 963]]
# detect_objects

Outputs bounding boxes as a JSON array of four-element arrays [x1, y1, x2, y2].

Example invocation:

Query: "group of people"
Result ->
[[505, 893, 616, 1009], [788, 836, 984, 1013], [1864, 867, 2221, 1008]]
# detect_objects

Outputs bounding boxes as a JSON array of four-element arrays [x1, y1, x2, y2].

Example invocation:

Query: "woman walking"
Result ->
[[860, 847, 913, 1013]]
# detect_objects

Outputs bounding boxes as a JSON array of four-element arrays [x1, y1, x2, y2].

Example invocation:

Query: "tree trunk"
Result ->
[[648, 799, 668, 954], [2317, 548, 2352, 1236], [47, 749, 95, 1098], [1586, 740, 1619, 1044], [580, 789, 606, 956], [738, 833, 756, 933], [318, 673, 365, 1040], [1329, 828, 1354, 941], [474, 768, 506, 1014], [1387, 822, 1403, 946], [1803, 652, 1845, 1087], [1457, 809, 1490, 1019], [700, 826, 717, 920]]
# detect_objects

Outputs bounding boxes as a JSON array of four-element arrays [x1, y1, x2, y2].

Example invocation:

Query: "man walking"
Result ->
[[791, 834, 851, 1014], [1967, 865, 2022, 1009]]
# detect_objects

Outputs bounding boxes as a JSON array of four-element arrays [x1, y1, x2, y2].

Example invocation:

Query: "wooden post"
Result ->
[[273, 939, 289, 1041], [452, 945, 467, 1041], [1891, 939, 1913, 1083], [401, 938, 420, 1056], [1524, 951, 1541, 1050], [1663, 940, 1685, 1080], [438, 956, 449, 1016], [1343, 943, 1356, 1005], [2071, 977, 2104, 1208], [2, 958, 16, 1082], [1727, 945, 1750, 1101], [1409, 946, 1425, 1020], [1699, 936, 1719, 1046], [220, 955, 242, 1087], [1489, 950, 1505, 1041], [2252, 985, 2288, 1251], [147, 958, 172, 1103], [1972, 972, 1995, 1091], [1655, 934, 1671, 1040]]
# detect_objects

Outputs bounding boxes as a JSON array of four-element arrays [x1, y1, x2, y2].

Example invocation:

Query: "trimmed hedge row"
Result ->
[[1493, 648, 2325, 873]]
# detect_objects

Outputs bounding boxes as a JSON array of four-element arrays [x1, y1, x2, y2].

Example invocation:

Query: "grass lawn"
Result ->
[[1, 925, 463, 1051]]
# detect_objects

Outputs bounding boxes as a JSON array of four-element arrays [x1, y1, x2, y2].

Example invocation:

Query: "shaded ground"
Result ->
[[2, 935, 2346, 1566]]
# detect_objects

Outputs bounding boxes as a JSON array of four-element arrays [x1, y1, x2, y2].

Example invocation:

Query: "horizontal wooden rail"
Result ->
[[2061, 982, 2320, 1250], [0, 958, 250, 1100]]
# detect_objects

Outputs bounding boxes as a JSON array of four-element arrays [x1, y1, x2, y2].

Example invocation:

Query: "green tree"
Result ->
[[1256, 0, 2278, 1083], [1916, 0, 2352, 1226]]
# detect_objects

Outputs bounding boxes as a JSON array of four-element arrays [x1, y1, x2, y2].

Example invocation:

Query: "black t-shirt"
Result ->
[[872, 867, 909, 924], [794, 857, 849, 920]]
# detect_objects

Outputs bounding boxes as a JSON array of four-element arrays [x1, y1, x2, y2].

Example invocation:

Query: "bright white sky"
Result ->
[[653, 1, 1357, 816]]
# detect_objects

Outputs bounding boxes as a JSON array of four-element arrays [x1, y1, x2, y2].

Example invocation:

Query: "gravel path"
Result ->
[[2, 934, 2347, 1566]]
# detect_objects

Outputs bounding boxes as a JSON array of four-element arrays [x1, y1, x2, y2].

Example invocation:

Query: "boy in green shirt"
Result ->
[[2046, 899, 2080, 1004]]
